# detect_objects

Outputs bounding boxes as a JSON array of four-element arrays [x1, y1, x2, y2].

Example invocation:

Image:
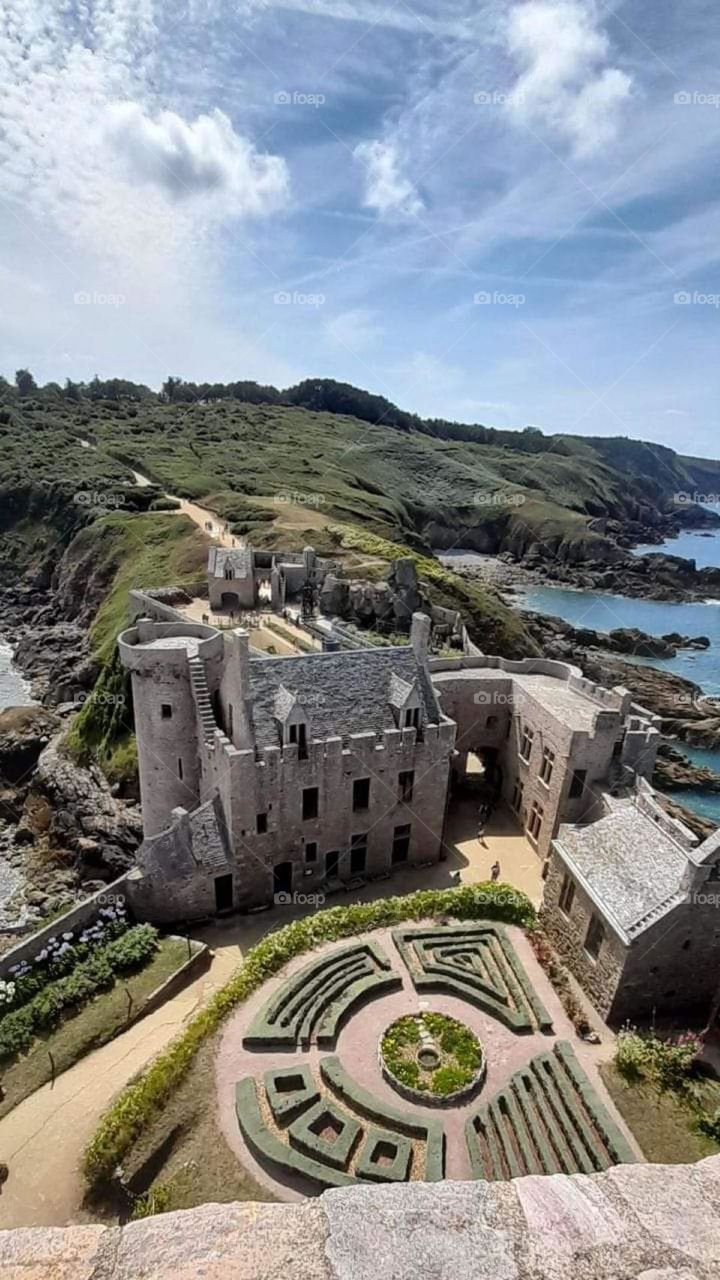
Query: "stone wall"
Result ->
[[3, 1157, 719, 1279], [432, 666, 625, 861], [0, 873, 130, 979], [541, 848, 626, 1018]]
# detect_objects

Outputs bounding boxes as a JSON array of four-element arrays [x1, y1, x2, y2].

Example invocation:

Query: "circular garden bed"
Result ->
[[380, 1012, 485, 1106]]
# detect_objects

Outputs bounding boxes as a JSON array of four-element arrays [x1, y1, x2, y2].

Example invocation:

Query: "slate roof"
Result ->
[[208, 547, 253, 580], [247, 647, 442, 749], [555, 804, 688, 937]]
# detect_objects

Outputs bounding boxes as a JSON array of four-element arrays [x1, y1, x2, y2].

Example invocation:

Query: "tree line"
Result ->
[[1, 369, 555, 454]]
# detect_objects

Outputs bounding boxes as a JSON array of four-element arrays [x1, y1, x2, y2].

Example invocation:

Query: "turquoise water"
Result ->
[[517, 582, 720, 825], [0, 638, 33, 710], [633, 527, 720, 569], [517, 584, 720, 694]]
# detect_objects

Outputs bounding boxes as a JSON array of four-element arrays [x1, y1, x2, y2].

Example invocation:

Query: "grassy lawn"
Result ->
[[600, 1062, 720, 1164], [104, 1035, 274, 1217], [0, 937, 193, 1119]]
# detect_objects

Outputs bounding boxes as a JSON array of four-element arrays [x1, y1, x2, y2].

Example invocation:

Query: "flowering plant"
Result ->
[[2, 905, 130, 1017]]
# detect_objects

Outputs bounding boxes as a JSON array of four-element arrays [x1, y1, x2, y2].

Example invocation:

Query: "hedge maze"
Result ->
[[235, 1055, 445, 1190], [231, 929, 634, 1194], [392, 925, 553, 1034], [465, 1041, 636, 1179], [243, 941, 401, 1050]]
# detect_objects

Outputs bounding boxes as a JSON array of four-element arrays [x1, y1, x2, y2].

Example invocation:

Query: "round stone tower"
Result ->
[[118, 618, 224, 837]]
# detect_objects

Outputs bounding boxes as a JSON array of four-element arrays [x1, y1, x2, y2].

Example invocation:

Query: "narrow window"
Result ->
[[539, 747, 555, 785], [398, 770, 414, 803], [404, 706, 420, 729], [353, 777, 370, 811], [569, 769, 587, 799], [585, 914, 605, 960], [519, 725, 534, 763], [305, 841, 318, 863], [302, 786, 319, 821], [227, 703, 234, 739], [177, 757, 184, 780], [256, 812, 267, 835], [511, 780, 524, 813], [161, 703, 172, 720], [559, 873, 575, 915], [527, 800, 544, 842]]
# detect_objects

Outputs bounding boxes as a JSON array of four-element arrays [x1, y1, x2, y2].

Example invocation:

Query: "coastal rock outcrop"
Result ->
[[320, 558, 426, 632]]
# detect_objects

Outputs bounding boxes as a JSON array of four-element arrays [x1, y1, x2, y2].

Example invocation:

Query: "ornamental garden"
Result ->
[[217, 915, 636, 1194]]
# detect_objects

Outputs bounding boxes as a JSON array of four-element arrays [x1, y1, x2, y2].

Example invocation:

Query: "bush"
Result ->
[[696, 1108, 720, 1142], [615, 1027, 700, 1091], [430, 1065, 473, 1096], [0, 924, 158, 1062], [392, 1060, 421, 1088], [615, 1030, 649, 1083], [83, 882, 534, 1184], [2, 905, 131, 1015]]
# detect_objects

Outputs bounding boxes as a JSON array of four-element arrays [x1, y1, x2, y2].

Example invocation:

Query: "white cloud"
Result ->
[[505, 0, 632, 157], [354, 140, 423, 217], [104, 104, 289, 213], [325, 308, 380, 351]]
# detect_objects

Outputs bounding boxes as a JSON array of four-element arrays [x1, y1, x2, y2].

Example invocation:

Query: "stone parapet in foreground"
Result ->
[[1, 1156, 719, 1279]]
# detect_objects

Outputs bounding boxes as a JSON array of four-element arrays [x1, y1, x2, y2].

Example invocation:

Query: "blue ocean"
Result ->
[[442, 536, 720, 825]]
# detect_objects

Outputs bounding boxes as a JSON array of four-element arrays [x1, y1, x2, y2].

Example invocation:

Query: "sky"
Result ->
[[1, 0, 719, 455]]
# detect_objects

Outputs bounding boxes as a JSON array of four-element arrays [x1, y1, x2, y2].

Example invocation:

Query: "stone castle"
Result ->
[[118, 551, 720, 1028]]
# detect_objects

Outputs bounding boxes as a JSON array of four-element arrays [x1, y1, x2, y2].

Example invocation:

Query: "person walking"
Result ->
[[490, 860, 501, 883]]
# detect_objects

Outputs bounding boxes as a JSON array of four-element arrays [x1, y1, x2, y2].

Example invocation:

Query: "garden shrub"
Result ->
[[83, 882, 534, 1185], [697, 1108, 720, 1142], [430, 1065, 473, 1096], [0, 924, 158, 1062], [1, 905, 131, 1015], [614, 1027, 700, 1091]]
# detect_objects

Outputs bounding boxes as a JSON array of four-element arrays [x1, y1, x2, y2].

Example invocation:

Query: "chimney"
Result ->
[[225, 628, 250, 695], [410, 612, 432, 664]]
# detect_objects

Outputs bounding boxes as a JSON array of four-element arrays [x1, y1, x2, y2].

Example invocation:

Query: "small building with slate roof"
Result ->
[[542, 782, 720, 1024]]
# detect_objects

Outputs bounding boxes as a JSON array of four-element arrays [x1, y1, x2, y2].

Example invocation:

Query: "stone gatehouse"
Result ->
[[207, 544, 334, 613]]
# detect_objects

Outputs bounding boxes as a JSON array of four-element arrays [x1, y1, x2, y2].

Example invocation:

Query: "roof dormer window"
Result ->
[[388, 672, 422, 733]]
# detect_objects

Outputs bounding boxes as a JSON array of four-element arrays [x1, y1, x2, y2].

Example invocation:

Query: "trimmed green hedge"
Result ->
[[393, 924, 552, 1034], [465, 1040, 636, 1180], [83, 882, 534, 1185], [243, 940, 397, 1049]]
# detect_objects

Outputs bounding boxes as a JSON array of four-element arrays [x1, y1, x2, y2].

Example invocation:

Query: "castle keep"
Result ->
[[119, 613, 455, 919], [119, 584, 720, 1026]]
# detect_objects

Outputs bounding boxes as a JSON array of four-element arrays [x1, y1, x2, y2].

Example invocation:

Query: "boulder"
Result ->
[[606, 628, 676, 658], [0, 706, 59, 789]]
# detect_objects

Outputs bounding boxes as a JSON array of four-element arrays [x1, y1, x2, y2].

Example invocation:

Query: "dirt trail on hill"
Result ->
[[80, 440, 237, 550]]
